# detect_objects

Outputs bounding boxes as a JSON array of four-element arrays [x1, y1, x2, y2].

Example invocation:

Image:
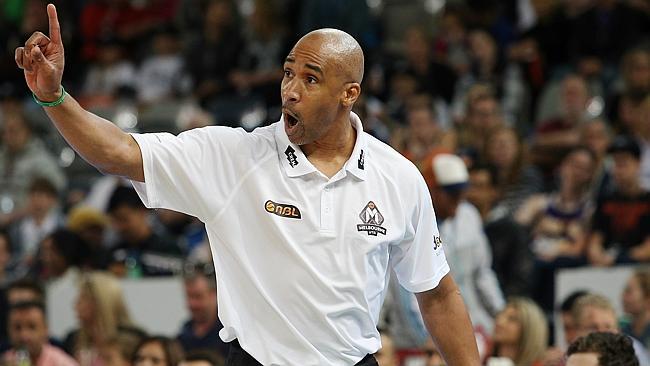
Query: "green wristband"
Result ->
[[32, 86, 66, 107]]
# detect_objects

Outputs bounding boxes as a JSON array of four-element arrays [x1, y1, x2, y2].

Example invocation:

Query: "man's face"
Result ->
[[281, 37, 347, 145], [577, 306, 618, 338], [466, 169, 497, 211], [468, 98, 500, 131], [184, 276, 217, 323], [110, 205, 149, 243], [612, 153, 640, 189], [8, 308, 48, 357]]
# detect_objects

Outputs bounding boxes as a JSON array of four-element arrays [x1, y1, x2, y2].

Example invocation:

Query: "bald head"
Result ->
[[294, 28, 364, 84]]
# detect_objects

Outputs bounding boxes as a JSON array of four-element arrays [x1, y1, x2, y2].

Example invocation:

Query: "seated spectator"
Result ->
[[587, 136, 650, 265], [0, 112, 66, 218], [66, 206, 111, 270], [136, 26, 189, 105], [64, 272, 145, 366], [132, 336, 184, 366], [572, 293, 650, 365], [533, 74, 590, 153], [454, 86, 504, 155], [516, 147, 596, 311], [579, 120, 613, 199], [422, 152, 504, 334], [180, 350, 224, 366], [467, 164, 532, 297], [567, 332, 639, 366], [177, 264, 228, 358], [98, 330, 145, 366], [391, 99, 455, 168], [484, 126, 545, 217], [10, 177, 64, 268], [486, 297, 548, 366], [107, 187, 182, 277], [80, 38, 136, 108], [0, 278, 46, 353], [32, 229, 88, 282], [3, 301, 78, 366], [621, 269, 650, 350]]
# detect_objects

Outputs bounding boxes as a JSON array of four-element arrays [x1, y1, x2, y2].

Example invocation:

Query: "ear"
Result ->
[[341, 83, 361, 107]]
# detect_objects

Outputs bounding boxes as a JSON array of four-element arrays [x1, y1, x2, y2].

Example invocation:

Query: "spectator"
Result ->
[[422, 152, 505, 334], [177, 264, 228, 358], [484, 126, 545, 217], [0, 230, 22, 287], [390, 99, 455, 168], [466, 164, 532, 298], [516, 147, 596, 311], [32, 229, 88, 282], [567, 332, 639, 366], [0, 112, 66, 217], [454, 86, 504, 155], [3, 301, 78, 366], [98, 330, 145, 366], [561, 290, 591, 346], [486, 297, 548, 366], [621, 269, 650, 350], [80, 37, 136, 108], [66, 206, 111, 270], [132, 336, 184, 366], [0, 278, 46, 353], [572, 293, 650, 365], [532, 74, 591, 164], [156, 210, 208, 263], [106, 186, 182, 277], [64, 271, 144, 366], [607, 48, 650, 125], [579, 119, 613, 199], [587, 136, 650, 265], [136, 26, 189, 105]]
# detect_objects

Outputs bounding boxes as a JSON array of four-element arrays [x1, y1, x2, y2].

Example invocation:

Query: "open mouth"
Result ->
[[284, 110, 300, 128]]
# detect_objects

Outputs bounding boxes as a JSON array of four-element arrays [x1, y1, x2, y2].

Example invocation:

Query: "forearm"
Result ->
[[42, 92, 144, 181], [417, 275, 480, 366]]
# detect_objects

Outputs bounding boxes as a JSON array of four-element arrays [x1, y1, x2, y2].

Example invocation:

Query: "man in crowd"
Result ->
[[566, 332, 638, 366]]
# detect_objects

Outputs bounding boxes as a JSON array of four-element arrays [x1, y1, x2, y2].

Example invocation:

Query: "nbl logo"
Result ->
[[357, 201, 387, 236]]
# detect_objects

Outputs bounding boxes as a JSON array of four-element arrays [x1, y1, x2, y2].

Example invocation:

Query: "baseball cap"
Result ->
[[607, 135, 641, 159], [432, 154, 469, 193]]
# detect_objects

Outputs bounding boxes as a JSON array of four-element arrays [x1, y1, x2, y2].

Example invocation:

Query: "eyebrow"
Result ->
[[284, 56, 323, 76]]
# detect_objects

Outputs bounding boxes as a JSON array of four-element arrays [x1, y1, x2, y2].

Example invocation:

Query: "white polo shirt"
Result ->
[[130, 112, 449, 366]]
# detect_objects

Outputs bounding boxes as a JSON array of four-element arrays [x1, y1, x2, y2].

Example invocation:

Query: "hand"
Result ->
[[15, 4, 65, 102]]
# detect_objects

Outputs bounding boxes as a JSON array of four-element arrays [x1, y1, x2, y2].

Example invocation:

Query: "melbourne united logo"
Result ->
[[265, 200, 302, 219], [285, 146, 299, 167], [357, 201, 387, 236]]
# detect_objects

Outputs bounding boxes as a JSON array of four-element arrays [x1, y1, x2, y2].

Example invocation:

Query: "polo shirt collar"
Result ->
[[274, 112, 368, 180]]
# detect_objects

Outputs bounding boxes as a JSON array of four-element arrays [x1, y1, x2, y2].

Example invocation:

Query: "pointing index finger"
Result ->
[[47, 4, 62, 45]]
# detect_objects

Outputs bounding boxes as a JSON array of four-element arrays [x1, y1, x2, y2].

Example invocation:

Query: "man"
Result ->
[[15, 5, 479, 365], [572, 293, 650, 365], [177, 264, 229, 358], [3, 301, 78, 366], [422, 153, 505, 335], [566, 332, 639, 366], [587, 136, 650, 265], [106, 186, 183, 277]]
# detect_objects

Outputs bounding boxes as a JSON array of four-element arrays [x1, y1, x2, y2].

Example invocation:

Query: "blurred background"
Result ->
[[1, 0, 650, 365]]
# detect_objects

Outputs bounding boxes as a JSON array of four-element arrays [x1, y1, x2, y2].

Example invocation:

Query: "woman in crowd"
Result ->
[[132, 336, 184, 366], [65, 271, 144, 366], [621, 269, 650, 350], [487, 297, 548, 366]]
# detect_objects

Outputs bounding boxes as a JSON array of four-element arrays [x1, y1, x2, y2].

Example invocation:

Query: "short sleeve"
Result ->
[[130, 126, 249, 221], [389, 174, 450, 293]]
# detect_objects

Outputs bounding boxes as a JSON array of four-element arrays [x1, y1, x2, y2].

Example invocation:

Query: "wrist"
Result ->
[[33, 86, 66, 107]]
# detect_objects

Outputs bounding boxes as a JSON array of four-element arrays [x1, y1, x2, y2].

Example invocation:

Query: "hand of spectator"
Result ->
[[14, 4, 65, 102]]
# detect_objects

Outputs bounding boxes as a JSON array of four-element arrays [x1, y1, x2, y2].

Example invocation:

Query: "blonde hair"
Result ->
[[76, 272, 134, 351], [508, 297, 549, 366], [571, 293, 615, 325]]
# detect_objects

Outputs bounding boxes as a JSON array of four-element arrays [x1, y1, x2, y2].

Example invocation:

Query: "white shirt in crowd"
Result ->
[[130, 112, 449, 365]]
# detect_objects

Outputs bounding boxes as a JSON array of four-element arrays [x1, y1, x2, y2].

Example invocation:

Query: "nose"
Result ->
[[281, 78, 300, 104]]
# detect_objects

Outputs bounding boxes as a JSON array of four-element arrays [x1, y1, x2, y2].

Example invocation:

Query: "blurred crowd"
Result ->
[[1, 0, 650, 365]]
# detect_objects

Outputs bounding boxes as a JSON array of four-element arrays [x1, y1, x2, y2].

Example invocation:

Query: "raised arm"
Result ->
[[416, 274, 480, 366], [14, 4, 144, 182]]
